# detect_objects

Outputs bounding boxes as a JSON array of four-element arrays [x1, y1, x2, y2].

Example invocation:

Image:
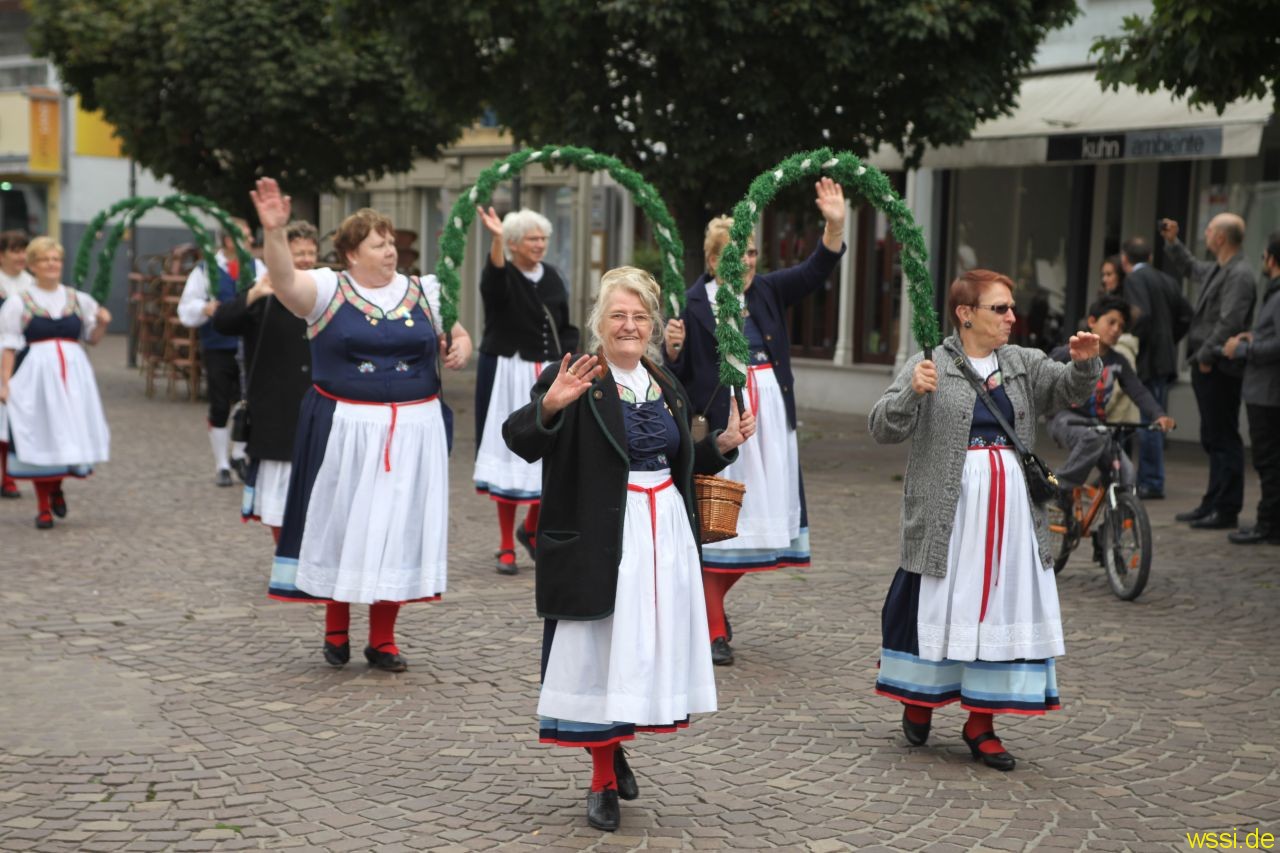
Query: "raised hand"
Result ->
[[1067, 332, 1101, 362], [1158, 218, 1179, 243], [716, 396, 756, 454], [476, 205, 504, 238], [541, 353, 602, 418], [814, 177, 846, 230], [911, 359, 938, 394], [250, 178, 292, 231]]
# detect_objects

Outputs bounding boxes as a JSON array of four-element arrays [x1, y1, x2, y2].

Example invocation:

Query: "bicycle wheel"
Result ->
[[1046, 501, 1076, 574], [1101, 491, 1152, 600]]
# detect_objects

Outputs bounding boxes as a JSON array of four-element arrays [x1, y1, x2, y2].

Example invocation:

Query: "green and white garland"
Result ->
[[715, 148, 940, 387], [434, 145, 685, 334], [74, 194, 256, 304]]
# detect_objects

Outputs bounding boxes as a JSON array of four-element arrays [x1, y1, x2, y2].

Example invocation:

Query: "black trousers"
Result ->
[[203, 347, 241, 428], [1191, 366, 1245, 516], [1247, 403, 1280, 532]]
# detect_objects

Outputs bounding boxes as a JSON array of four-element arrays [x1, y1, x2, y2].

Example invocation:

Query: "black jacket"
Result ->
[[478, 260, 579, 360], [666, 243, 844, 430], [1123, 263, 1191, 382], [1166, 240, 1257, 376], [1240, 276, 1280, 407], [211, 292, 311, 461], [503, 357, 737, 620]]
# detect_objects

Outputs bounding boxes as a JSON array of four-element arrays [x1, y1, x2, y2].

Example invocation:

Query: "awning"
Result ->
[[868, 69, 1274, 170]]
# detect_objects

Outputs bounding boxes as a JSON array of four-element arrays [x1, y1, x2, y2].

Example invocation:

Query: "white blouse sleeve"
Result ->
[[177, 265, 211, 328], [421, 274, 445, 335], [304, 268, 340, 326], [0, 295, 25, 351], [74, 289, 102, 340]]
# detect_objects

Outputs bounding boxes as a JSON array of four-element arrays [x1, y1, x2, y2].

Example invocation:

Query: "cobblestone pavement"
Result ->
[[1, 336, 1277, 852]]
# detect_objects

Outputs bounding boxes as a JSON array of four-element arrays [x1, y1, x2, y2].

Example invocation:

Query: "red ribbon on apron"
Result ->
[[745, 363, 773, 418], [313, 385, 438, 472], [971, 445, 1009, 623], [626, 477, 675, 614], [33, 338, 80, 388]]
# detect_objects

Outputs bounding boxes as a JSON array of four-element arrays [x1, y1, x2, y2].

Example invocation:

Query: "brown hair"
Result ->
[[333, 208, 395, 265], [286, 220, 319, 244], [948, 268, 1014, 328], [0, 230, 30, 253]]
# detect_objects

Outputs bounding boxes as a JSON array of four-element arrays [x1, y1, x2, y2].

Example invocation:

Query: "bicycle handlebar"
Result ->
[[1064, 418, 1168, 433]]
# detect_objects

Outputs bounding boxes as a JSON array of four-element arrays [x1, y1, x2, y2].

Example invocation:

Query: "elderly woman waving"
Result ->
[[870, 268, 1101, 772], [504, 266, 754, 832]]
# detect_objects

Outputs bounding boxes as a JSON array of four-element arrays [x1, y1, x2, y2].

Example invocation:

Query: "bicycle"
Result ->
[[1046, 420, 1165, 601]]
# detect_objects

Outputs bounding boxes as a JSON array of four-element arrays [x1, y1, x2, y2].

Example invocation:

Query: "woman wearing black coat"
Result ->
[[503, 266, 754, 833], [212, 221, 317, 540]]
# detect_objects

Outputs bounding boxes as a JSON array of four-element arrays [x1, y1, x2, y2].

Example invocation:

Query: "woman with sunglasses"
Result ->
[[664, 178, 846, 666], [870, 268, 1101, 771]]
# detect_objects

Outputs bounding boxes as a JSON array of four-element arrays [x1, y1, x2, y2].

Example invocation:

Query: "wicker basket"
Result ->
[[694, 475, 747, 544]]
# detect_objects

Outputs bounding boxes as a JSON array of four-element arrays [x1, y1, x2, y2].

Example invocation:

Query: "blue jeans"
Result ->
[[1136, 377, 1169, 492]]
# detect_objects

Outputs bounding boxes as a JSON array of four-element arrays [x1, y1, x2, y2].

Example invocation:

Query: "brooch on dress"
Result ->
[[394, 361, 410, 373], [357, 361, 376, 374]]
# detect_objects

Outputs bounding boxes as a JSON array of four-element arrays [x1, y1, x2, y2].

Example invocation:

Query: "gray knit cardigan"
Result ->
[[868, 335, 1103, 578]]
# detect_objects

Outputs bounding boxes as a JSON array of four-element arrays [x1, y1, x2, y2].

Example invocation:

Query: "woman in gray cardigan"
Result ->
[[869, 269, 1101, 771]]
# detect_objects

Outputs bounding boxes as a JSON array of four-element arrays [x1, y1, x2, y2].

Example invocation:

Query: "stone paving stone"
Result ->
[[0, 337, 1277, 849]]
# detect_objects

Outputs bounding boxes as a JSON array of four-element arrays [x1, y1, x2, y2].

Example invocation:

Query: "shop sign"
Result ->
[[1046, 127, 1222, 162]]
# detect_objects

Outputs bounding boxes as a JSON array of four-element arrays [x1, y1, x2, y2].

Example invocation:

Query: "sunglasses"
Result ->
[[973, 302, 1016, 315]]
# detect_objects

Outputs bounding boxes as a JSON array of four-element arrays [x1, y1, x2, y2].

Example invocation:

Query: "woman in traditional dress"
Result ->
[[0, 236, 111, 529], [473, 206, 577, 574], [504, 266, 754, 832], [664, 177, 846, 666], [0, 230, 35, 499], [212, 220, 318, 541], [251, 178, 472, 672], [869, 268, 1100, 771]]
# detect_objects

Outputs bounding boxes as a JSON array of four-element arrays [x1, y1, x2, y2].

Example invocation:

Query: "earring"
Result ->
[[963, 320, 973, 329]]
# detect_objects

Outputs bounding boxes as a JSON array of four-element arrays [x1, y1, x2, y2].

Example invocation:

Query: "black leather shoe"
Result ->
[[515, 525, 536, 561], [711, 636, 734, 666], [35, 512, 53, 530], [215, 468, 234, 487], [614, 746, 639, 801], [1136, 487, 1165, 500], [364, 643, 408, 672], [1175, 506, 1212, 522], [962, 730, 1016, 771], [1190, 511, 1238, 530], [902, 708, 930, 746], [494, 549, 518, 575], [1228, 526, 1280, 545], [323, 632, 350, 667], [586, 789, 620, 831], [50, 490, 67, 518]]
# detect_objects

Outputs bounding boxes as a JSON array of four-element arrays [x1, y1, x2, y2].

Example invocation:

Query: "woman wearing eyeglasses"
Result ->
[[504, 266, 754, 832], [664, 178, 846, 666], [870, 268, 1101, 771]]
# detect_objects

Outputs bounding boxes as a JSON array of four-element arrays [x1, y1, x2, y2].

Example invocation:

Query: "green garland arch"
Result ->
[[715, 148, 941, 387], [435, 145, 685, 334], [74, 194, 256, 304]]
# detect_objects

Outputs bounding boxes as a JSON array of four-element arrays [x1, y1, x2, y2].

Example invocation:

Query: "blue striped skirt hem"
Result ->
[[875, 648, 1061, 715], [538, 716, 691, 748]]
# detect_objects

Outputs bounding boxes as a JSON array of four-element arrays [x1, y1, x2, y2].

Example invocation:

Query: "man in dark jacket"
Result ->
[[1119, 237, 1191, 499], [1162, 215, 1257, 530], [1222, 229, 1280, 545]]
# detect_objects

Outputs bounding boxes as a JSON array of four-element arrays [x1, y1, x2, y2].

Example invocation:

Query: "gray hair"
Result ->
[[587, 266, 665, 363], [501, 208, 553, 256]]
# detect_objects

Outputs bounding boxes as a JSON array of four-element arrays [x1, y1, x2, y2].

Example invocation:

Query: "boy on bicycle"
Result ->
[[1048, 296, 1176, 510]]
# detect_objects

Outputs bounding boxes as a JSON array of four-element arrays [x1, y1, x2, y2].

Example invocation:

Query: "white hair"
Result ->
[[587, 266, 665, 363], [501, 208, 553, 256]]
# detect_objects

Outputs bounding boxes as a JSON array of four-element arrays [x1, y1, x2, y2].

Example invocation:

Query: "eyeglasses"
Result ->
[[608, 312, 653, 327], [973, 303, 1016, 315]]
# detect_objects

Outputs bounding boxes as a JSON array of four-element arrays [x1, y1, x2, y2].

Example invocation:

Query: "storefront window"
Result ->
[[0, 180, 48, 235], [541, 186, 574, 293], [760, 189, 839, 359], [951, 166, 1074, 349], [853, 202, 902, 364]]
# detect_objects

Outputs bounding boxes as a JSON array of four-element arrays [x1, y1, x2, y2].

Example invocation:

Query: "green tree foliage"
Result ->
[[373, 0, 1077, 272], [1093, 1, 1280, 113], [27, 0, 482, 217]]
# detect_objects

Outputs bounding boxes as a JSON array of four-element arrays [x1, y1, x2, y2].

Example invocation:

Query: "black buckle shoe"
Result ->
[[364, 643, 407, 672], [494, 549, 518, 575], [711, 636, 734, 666], [515, 524, 537, 561], [586, 788, 620, 831], [50, 490, 67, 518], [614, 746, 639, 801], [323, 632, 350, 667], [962, 730, 1016, 771], [902, 708, 931, 746]]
